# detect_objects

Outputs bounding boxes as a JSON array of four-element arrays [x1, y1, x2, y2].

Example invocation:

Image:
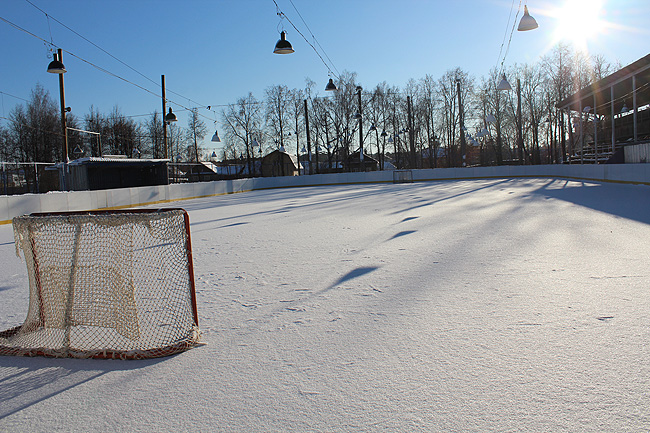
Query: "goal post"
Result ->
[[0, 208, 201, 359], [393, 169, 414, 184]]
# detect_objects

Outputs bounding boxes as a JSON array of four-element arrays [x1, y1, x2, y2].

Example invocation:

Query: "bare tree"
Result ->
[[8, 84, 61, 163], [221, 93, 263, 175], [186, 108, 208, 162], [265, 84, 292, 151]]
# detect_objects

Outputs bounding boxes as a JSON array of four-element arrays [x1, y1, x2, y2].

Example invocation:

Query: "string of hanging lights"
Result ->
[[271, 0, 339, 92]]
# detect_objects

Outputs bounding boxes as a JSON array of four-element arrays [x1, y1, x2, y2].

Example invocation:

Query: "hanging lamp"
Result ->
[[47, 55, 67, 74], [517, 5, 539, 31], [497, 74, 512, 91], [211, 130, 221, 142], [274, 31, 294, 54], [325, 78, 337, 91], [164, 107, 177, 123]]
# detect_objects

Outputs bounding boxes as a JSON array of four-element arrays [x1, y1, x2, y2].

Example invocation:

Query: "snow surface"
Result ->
[[0, 178, 649, 432]]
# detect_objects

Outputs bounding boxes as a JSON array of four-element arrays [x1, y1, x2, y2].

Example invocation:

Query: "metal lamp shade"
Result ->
[[497, 74, 512, 91], [165, 108, 178, 123], [274, 31, 294, 54], [325, 78, 337, 91], [517, 5, 538, 31], [47, 59, 66, 74]]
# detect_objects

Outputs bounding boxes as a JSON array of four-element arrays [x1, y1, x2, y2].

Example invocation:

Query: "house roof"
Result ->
[[557, 53, 650, 116], [66, 157, 169, 166], [262, 149, 299, 166]]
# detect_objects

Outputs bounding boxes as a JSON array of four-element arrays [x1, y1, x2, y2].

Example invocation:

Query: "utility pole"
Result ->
[[55, 49, 69, 165], [517, 78, 524, 164], [304, 99, 312, 175], [407, 96, 416, 168], [161, 75, 168, 160], [357, 86, 364, 172], [456, 79, 466, 167]]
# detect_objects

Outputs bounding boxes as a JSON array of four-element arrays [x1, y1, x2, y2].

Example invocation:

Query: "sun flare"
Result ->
[[553, 0, 606, 52]]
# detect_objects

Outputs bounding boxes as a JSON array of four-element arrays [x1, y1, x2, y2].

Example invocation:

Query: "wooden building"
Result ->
[[557, 53, 650, 163], [261, 150, 299, 177]]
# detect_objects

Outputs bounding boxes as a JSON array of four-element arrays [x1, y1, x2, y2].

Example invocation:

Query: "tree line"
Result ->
[[1, 43, 619, 170]]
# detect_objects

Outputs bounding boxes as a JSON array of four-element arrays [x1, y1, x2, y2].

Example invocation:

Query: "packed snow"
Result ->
[[0, 177, 649, 432]]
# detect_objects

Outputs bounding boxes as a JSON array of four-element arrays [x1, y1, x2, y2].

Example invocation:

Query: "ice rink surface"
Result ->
[[0, 178, 649, 431]]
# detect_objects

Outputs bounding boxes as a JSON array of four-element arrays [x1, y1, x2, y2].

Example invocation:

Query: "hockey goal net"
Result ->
[[0, 208, 201, 359], [393, 169, 414, 184]]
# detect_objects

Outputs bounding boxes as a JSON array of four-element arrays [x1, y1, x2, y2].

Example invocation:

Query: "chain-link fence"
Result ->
[[0, 162, 58, 195]]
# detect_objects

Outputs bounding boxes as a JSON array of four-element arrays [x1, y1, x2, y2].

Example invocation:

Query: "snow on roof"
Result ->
[[67, 157, 169, 166]]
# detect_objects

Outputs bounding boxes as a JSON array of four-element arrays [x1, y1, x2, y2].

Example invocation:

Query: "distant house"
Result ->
[[344, 151, 379, 172], [261, 150, 299, 177]]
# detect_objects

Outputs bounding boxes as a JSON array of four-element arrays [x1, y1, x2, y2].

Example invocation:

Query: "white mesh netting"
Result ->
[[0, 209, 201, 359]]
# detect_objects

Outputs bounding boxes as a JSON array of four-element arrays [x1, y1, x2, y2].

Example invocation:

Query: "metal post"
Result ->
[[593, 94, 598, 163], [611, 87, 615, 154], [633, 75, 638, 142]]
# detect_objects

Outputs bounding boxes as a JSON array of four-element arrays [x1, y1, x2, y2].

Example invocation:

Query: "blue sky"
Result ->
[[2, 0, 649, 153]]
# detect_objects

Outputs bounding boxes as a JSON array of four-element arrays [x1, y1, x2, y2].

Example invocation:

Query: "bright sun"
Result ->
[[553, 0, 606, 52]]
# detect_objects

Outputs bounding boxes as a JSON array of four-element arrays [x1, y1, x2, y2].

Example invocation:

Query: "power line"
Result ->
[[287, 0, 340, 77], [272, 0, 340, 79], [24, 0, 211, 111], [0, 91, 29, 103], [3, 7, 216, 124], [496, 0, 517, 73]]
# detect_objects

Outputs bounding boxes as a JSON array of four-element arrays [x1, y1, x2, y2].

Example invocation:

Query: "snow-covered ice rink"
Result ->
[[1, 177, 649, 432]]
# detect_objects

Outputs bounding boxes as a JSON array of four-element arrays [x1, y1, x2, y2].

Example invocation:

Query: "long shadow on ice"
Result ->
[[316, 266, 380, 296], [0, 355, 167, 420], [532, 180, 650, 225]]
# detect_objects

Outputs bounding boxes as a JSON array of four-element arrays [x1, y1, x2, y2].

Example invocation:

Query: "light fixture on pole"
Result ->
[[517, 5, 539, 31], [47, 48, 70, 190], [273, 31, 294, 54]]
